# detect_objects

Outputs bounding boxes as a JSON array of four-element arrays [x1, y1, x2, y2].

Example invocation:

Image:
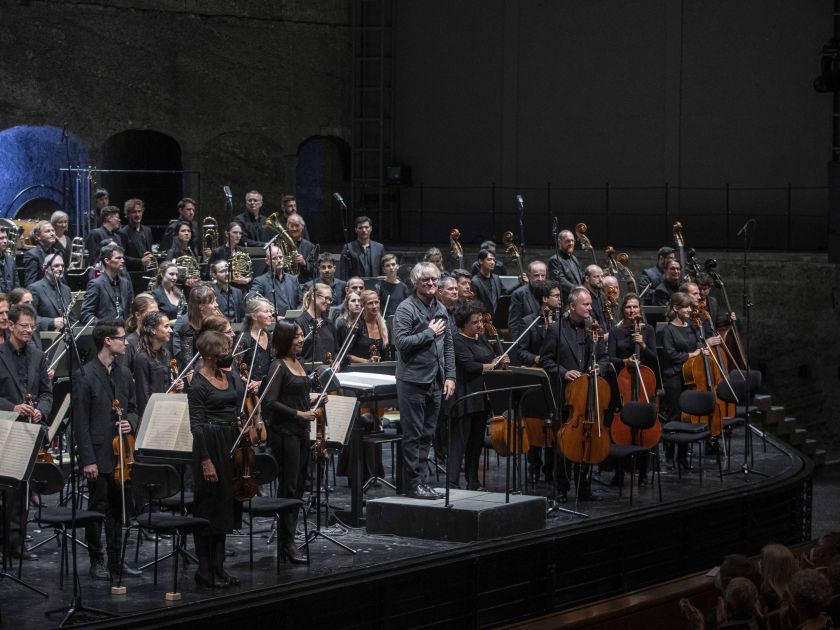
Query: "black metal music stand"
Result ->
[[1, 473, 49, 600]]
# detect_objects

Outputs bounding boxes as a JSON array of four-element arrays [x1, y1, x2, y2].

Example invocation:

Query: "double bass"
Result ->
[[680, 304, 726, 436], [449, 228, 464, 270], [611, 317, 661, 448], [558, 322, 611, 465]]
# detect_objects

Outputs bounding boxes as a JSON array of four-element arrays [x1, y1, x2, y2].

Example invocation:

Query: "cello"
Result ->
[[482, 315, 528, 456], [704, 258, 747, 370], [558, 322, 611, 465], [611, 316, 661, 448], [680, 305, 726, 436], [575, 223, 598, 266], [450, 228, 464, 270]]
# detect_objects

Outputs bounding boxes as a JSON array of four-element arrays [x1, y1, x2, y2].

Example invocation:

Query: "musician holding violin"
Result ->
[[342, 289, 388, 364], [262, 320, 316, 564], [539, 287, 610, 501], [448, 300, 509, 490], [0, 303, 52, 563], [133, 311, 184, 418], [188, 329, 244, 587], [75, 320, 143, 581]]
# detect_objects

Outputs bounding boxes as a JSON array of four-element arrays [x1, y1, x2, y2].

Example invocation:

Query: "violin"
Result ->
[[369, 344, 381, 363], [310, 368, 329, 460], [558, 322, 611, 464], [239, 361, 267, 444], [450, 228, 464, 269], [612, 317, 661, 448], [24, 393, 53, 462], [111, 399, 135, 486], [231, 412, 259, 501]]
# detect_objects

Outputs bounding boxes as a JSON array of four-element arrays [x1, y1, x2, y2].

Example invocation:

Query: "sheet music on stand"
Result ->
[[134, 393, 193, 463], [0, 414, 46, 485], [48, 394, 71, 442], [309, 394, 359, 447]]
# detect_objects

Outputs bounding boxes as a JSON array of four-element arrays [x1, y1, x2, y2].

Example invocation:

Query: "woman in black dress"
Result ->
[[151, 262, 185, 322], [173, 283, 219, 372], [608, 293, 658, 381], [133, 311, 184, 418], [165, 221, 200, 291], [263, 320, 316, 564], [238, 297, 273, 386], [124, 293, 158, 372], [450, 300, 508, 490], [189, 329, 243, 587], [344, 289, 388, 363]]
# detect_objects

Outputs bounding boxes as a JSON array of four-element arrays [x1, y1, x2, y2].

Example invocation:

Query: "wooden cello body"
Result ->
[[680, 307, 724, 436], [611, 320, 661, 448]]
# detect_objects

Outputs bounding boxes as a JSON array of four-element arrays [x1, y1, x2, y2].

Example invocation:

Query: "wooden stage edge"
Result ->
[[75, 430, 814, 630]]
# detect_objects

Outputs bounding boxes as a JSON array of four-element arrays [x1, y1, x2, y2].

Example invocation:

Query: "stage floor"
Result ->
[[0, 425, 811, 628]]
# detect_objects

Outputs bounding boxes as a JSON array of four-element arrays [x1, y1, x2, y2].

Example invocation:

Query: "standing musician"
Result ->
[[697, 272, 736, 328], [247, 245, 300, 317], [583, 264, 609, 330], [151, 262, 185, 322], [281, 195, 311, 241], [470, 249, 504, 317], [548, 229, 583, 303], [118, 198, 155, 290], [393, 262, 455, 500], [30, 252, 73, 332], [341, 289, 388, 364], [80, 243, 134, 324], [453, 269, 474, 302], [469, 241, 508, 276], [234, 190, 268, 247], [303, 253, 346, 308], [285, 213, 318, 283], [423, 247, 446, 274], [449, 299, 508, 490], [0, 227, 19, 295], [22, 220, 58, 287], [638, 246, 676, 303], [652, 259, 683, 307], [84, 207, 124, 266], [296, 282, 337, 365], [0, 304, 52, 562], [210, 260, 246, 324], [161, 198, 202, 255], [208, 222, 252, 290], [602, 274, 622, 305], [334, 290, 363, 362], [262, 320, 314, 564], [681, 281, 722, 340], [50, 211, 72, 267], [123, 293, 158, 372], [339, 215, 385, 281], [238, 298, 273, 387], [508, 260, 547, 339], [608, 293, 658, 377], [75, 320, 142, 581], [377, 253, 410, 318], [188, 329, 243, 587], [539, 286, 609, 501], [7, 290, 44, 350], [173, 283, 219, 373], [133, 311, 183, 418], [165, 221, 201, 290], [0, 294, 10, 340]]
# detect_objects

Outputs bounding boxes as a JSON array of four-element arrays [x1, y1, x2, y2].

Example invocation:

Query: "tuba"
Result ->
[[202, 217, 218, 252], [264, 212, 299, 275]]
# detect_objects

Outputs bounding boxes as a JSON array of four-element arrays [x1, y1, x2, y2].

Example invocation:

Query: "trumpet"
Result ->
[[203, 217, 218, 252]]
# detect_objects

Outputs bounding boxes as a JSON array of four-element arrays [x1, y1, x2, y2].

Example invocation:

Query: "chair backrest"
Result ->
[[251, 452, 279, 486], [716, 378, 749, 405], [30, 462, 65, 496], [619, 402, 658, 430], [730, 368, 761, 392], [678, 390, 717, 417], [131, 462, 181, 501]]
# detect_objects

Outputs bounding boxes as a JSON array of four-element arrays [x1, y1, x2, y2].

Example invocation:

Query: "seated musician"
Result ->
[[0, 304, 52, 562], [296, 282, 337, 365], [514, 280, 561, 484], [449, 300, 509, 490], [652, 259, 683, 306], [470, 249, 505, 317], [80, 243, 135, 325], [211, 260, 245, 324], [247, 245, 300, 316], [30, 252, 73, 333], [538, 286, 609, 501], [133, 311, 183, 418], [75, 319, 142, 581], [509, 260, 547, 339], [208, 222, 252, 289], [165, 221, 201, 291], [638, 246, 675, 304], [378, 254, 411, 317], [302, 253, 346, 308]]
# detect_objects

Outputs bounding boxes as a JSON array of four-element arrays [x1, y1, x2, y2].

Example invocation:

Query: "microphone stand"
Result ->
[[46, 272, 116, 625]]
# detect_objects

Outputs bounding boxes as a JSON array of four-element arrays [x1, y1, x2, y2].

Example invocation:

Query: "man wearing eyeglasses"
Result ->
[[29, 253, 74, 332], [75, 320, 142, 581], [393, 262, 455, 500], [296, 283, 336, 365], [0, 303, 53, 562]]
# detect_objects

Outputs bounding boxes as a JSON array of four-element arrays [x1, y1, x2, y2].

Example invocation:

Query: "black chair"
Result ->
[[29, 462, 106, 588], [717, 369, 764, 465], [240, 452, 308, 571], [606, 402, 663, 505], [661, 390, 723, 483], [117, 463, 209, 594]]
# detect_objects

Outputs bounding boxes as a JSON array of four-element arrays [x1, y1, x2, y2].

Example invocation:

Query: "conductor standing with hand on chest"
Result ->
[[393, 262, 455, 500]]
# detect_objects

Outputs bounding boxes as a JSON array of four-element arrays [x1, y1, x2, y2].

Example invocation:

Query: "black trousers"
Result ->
[[447, 411, 486, 486], [0, 483, 28, 554], [269, 427, 309, 545], [397, 380, 442, 491], [86, 473, 124, 569]]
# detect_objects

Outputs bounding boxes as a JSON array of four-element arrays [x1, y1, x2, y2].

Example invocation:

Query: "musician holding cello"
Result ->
[[75, 320, 143, 581], [539, 287, 610, 502]]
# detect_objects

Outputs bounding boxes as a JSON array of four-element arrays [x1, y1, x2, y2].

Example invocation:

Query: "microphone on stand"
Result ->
[[333, 192, 348, 210], [736, 218, 756, 237], [516, 194, 524, 211], [263, 233, 280, 249]]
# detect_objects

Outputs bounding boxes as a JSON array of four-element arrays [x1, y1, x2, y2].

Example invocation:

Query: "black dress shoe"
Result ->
[[11, 550, 38, 561], [113, 562, 142, 578], [194, 570, 227, 588], [89, 562, 111, 581], [406, 485, 438, 500], [214, 568, 240, 586], [281, 544, 308, 565], [421, 483, 444, 498]]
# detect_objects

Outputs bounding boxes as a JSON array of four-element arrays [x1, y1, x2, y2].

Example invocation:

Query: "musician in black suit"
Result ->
[[117, 198, 154, 285], [508, 260, 547, 339], [0, 227, 19, 294], [469, 241, 508, 277], [80, 243, 134, 324], [210, 260, 245, 323], [29, 252, 73, 332], [338, 215, 385, 280], [75, 320, 142, 581], [302, 253, 346, 308], [161, 198, 202, 255], [539, 286, 609, 501], [84, 206, 124, 265], [233, 190, 268, 247], [652, 259, 683, 307], [207, 222, 253, 289], [247, 246, 300, 317], [548, 229, 583, 302], [285, 213, 318, 283], [470, 249, 504, 316], [22, 220, 57, 287], [584, 264, 609, 330], [638, 246, 676, 303], [0, 304, 52, 561]]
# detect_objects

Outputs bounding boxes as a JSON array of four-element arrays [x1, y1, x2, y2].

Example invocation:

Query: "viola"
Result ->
[[612, 318, 661, 448], [111, 399, 135, 486], [24, 393, 54, 462], [558, 322, 611, 464], [310, 368, 329, 460], [231, 416, 259, 500], [239, 361, 267, 445]]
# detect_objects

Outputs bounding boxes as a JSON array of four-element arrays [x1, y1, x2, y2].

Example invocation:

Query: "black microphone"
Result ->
[[60, 124, 68, 144], [333, 192, 348, 210], [516, 194, 524, 210], [736, 218, 756, 237], [223, 186, 233, 208], [552, 216, 558, 236]]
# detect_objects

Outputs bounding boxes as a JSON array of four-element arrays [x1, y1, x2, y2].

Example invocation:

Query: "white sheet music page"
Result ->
[[309, 394, 358, 445], [0, 418, 42, 480], [137, 394, 192, 453]]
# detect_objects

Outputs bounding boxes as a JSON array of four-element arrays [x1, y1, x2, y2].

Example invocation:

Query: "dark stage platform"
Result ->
[[0, 425, 813, 629]]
